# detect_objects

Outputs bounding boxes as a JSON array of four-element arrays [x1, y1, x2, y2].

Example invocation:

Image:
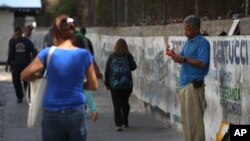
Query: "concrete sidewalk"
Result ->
[[0, 66, 184, 141]]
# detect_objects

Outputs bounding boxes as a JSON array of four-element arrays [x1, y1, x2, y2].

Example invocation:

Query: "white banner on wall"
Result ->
[[168, 35, 250, 141], [144, 37, 166, 60]]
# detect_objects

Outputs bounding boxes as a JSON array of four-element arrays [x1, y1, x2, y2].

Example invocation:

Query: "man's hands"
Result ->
[[170, 53, 186, 64], [166, 48, 186, 64], [165, 44, 175, 57], [165, 49, 176, 57]]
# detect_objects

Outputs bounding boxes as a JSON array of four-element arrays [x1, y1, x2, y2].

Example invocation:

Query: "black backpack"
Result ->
[[109, 56, 132, 90]]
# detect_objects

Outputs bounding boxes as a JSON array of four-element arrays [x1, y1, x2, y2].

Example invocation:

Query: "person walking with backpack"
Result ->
[[104, 38, 137, 131]]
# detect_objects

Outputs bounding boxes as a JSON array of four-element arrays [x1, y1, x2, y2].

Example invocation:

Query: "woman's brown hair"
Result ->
[[52, 14, 75, 43], [113, 38, 129, 55]]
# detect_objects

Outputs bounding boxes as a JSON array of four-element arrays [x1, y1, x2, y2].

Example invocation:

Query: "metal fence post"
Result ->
[[125, 0, 128, 25], [246, 0, 249, 16], [141, 0, 144, 24], [113, 0, 116, 26]]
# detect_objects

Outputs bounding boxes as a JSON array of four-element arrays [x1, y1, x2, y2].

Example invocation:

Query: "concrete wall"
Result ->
[[0, 11, 14, 64], [85, 18, 250, 141]]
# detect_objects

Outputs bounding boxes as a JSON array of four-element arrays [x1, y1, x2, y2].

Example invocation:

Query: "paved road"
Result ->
[[0, 66, 184, 141]]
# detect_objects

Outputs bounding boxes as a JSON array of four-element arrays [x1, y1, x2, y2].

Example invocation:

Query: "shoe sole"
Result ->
[[116, 127, 122, 131]]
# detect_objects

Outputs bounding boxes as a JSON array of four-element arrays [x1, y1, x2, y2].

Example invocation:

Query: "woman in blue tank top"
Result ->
[[21, 14, 98, 141]]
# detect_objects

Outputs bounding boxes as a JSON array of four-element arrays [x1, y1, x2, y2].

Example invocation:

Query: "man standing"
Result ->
[[167, 15, 210, 141], [6, 27, 37, 103]]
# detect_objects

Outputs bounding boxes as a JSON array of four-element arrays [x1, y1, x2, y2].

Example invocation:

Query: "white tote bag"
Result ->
[[27, 47, 56, 128]]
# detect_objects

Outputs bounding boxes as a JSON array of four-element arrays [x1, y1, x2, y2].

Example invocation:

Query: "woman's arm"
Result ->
[[104, 56, 112, 89], [21, 57, 45, 81], [128, 53, 137, 71], [85, 91, 97, 112], [85, 90, 98, 122]]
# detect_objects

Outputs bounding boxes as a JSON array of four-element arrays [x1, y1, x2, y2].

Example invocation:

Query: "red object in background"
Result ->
[[166, 49, 175, 57]]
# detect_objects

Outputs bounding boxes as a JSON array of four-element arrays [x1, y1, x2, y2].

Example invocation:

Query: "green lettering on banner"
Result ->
[[219, 86, 241, 102], [220, 100, 241, 115]]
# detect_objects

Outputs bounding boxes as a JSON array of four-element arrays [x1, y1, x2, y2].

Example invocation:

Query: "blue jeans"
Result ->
[[42, 107, 88, 141]]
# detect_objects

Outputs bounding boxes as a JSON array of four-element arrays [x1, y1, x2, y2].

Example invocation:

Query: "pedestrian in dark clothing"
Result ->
[[73, 27, 99, 123], [23, 25, 38, 50], [74, 27, 103, 79], [5, 27, 38, 103], [75, 27, 94, 54], [104, 38, 137, 131], [43, 27, 54, 48], [6, 27, 21, 61]]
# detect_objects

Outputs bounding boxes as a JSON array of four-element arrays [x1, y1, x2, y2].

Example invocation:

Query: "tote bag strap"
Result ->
[[26, 46, 56, 105], [43, 46, 56, 77]]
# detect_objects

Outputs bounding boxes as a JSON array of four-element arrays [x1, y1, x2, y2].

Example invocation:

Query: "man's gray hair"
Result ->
[[183, 15, 201, 28]]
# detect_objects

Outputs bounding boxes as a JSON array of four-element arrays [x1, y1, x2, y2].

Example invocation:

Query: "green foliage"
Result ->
[[52, 0, 80, 18]]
